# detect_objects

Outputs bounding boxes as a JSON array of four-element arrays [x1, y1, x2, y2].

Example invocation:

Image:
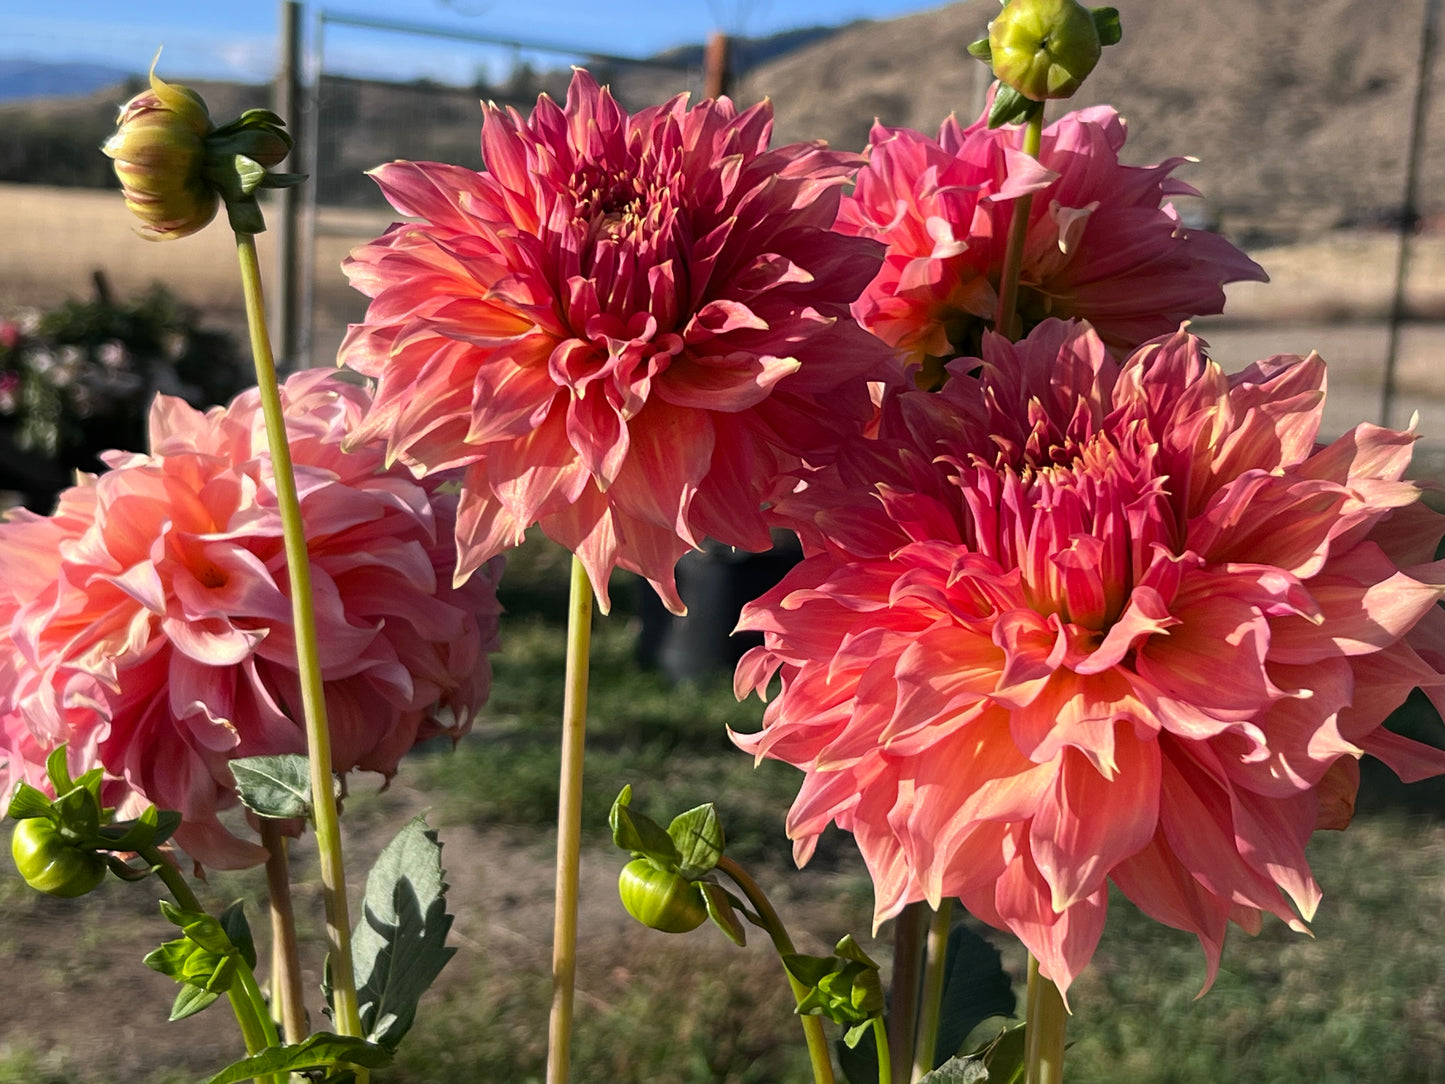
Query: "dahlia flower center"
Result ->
[[574, 166, 652, 244]]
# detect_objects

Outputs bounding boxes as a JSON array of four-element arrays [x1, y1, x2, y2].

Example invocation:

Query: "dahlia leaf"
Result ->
[[99, 805, 183, 851], [219, 899, 257, 971], [230, 754, 312, 820], [609, 785, 680, 867], [667, 802, 725, 879], [914, 1055, 990, 1084], [346, 816, 455, 1052], [699, 881, 747, 946], [200, 1034, 392, 1084], [169, 984, 220, 1021], [932, 923, 1017, 1069]]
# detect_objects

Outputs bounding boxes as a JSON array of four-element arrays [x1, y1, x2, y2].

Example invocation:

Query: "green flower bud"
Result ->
[[988, 0, 1105, 101], [101, 59, 218, 240], [11, 817, 107, 898], [102, 56, 305, 239], [618, 858, 708, 933]]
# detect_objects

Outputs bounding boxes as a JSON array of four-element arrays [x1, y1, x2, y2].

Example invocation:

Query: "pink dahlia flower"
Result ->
[[734, 319, 1445, 995], [835, 104, 1267, 385], [0, 370, 503, 868], [339, 69, 891, 612]]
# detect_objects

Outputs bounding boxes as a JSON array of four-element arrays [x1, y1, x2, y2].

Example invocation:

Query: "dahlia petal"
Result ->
[[1031, 735, 1160, 910]]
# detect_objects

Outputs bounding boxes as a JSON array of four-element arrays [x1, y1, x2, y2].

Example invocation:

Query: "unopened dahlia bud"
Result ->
[[102, 62, 217, 240], [102, 55, 305, 239], [973, 0, 1121, 102]]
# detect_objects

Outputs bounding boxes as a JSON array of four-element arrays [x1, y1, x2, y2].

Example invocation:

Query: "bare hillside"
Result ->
[[738, 0, 1445, 241]]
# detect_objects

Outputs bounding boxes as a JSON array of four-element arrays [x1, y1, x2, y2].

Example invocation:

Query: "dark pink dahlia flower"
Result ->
[[0, 370, 503, 868], [835, 104, 1267, 385], [734, 319, 1445, 995], [339, 69, 890, 612]]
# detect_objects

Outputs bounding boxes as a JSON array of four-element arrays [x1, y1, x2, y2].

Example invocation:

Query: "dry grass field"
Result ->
[[9, 183, 1445, 451]]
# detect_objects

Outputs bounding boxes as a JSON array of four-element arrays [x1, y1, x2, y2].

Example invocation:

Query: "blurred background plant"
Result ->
[[0, 278, 248, 511]]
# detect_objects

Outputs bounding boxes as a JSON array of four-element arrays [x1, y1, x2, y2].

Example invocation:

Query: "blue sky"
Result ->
[[2, 0, 948, 85]]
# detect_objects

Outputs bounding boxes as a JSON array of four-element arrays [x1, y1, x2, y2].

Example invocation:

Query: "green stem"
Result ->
[[873, 1017, 893, 1084], [888, 903, 928, 1084], [546, 555, 594, 1084], [716, 855, 836, 1084], [234, 233, 366, 1073], [1023, 954, 1067, 1084], [140, 845, 281, 1083], [993, 110, 1045, 339], [260, 820, 309, 1042], [910, 900, 953, 1081]]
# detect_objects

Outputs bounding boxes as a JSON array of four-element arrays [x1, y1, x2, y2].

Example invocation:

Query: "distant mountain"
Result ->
[[0, 60, 138, 102]]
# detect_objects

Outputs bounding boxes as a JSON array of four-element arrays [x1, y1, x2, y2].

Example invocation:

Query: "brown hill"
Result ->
[[737, 0, 1445, 242]]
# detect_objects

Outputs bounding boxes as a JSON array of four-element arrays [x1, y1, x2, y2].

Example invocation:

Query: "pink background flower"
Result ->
[[735, 319, 1445, 994], [836, 104, 1267, 383], [0, 370, 502, 868], [340, 70, 891, 612]]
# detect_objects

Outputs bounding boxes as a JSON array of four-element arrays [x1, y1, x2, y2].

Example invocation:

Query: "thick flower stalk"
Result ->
[[835, 104, 1267, 384], [734, 318, 1445, 995], [339, 69, 891, 612], [0, 370, 503, 868]]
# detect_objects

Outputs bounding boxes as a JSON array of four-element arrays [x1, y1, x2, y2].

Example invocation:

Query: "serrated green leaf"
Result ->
[[169, 984, 221, 1021], [699, 881, 746, 946], [608, 787, 679, 867], [916, 1054, 991, 1084], [6, 782, 53, 821], [932, 923, 1017, 1069], [668, 803, 724, 879], [347, 816, 455, 1052], [200, 1033, 393, 1084], [230, 755, 312, 820], [220, 900, 257, 971], [1091, 6, 1122, 46]]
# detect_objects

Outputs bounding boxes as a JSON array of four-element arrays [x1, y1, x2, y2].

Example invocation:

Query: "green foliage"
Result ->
[[345, 817, 456, 1052], [200, 1033, 392, 1083], [143, 899, 255, 1022], [230, 754, 313, 820], [785, 934, 885, 1047], [0, 285, 247, 502]]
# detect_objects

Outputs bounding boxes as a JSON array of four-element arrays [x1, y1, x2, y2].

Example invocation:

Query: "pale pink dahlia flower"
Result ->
[[0, 370, 503, 868], [734, 319, 1445, 994], [339, 69, 891, 612], [834, 104, 1267, 384]]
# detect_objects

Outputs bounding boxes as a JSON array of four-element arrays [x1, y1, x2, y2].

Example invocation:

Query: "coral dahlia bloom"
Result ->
[[734, 319, 1445, 994], [0, 370, 503, 868], [339, 69, 890, 612], [835, 104, 1267, 384]]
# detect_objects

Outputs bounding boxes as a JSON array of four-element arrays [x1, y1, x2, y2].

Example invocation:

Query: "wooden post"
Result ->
[[704, 31, 730, 99], [273, 0, 304, 371]]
